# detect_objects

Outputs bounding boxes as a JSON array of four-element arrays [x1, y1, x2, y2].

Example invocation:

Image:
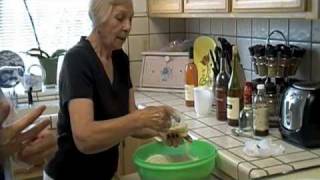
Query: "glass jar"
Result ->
[[267, 57, 277, 77], [278, 57, 289, 77], [257, 56, 267, 76]]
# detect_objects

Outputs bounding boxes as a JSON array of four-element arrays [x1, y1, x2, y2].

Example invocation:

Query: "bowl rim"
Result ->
[[133, 140, 217, 170]]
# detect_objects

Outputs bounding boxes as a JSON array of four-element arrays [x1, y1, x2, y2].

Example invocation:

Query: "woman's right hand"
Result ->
[[134, 106, 174, 133]]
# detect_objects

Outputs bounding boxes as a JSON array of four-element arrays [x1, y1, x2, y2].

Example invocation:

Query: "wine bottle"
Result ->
[[227, 46, 243, 127], [185, 47, 198, 107], [215, 52, 230, 121]]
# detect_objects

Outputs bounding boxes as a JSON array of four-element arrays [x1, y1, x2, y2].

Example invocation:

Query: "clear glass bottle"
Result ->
[[239, 82, 253, 132], [215, 53, 230, 121], [227, 46, 243, 127], [185, 47, 198, 107], [253, 84, 269, 136], [265, 79, 279, 128]]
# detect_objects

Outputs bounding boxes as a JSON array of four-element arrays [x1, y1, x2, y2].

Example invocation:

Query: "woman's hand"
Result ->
[[16, 128, 57, 166], [0, 104, 50, 161], [133, 105, 174, 133]]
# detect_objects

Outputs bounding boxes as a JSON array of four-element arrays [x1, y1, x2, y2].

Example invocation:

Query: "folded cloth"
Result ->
[[243, 138, 285, 158]]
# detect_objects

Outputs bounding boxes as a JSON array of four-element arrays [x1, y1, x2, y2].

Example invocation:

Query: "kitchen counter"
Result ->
[[134, 90, 320, 180], [12, 90, 320, 180]]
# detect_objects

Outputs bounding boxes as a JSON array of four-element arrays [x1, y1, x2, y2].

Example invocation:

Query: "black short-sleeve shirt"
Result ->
[[46, 37, 132, 180]]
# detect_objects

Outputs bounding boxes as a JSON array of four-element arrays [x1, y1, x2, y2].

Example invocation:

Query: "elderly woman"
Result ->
[[45, 0, 174, 179]]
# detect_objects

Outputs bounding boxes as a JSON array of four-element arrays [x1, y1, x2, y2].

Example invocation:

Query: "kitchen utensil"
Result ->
[[218, 37, 232, 74], [193, 36, 216, 87], [133, 140, 217, 180], [209, 49, 218, 77], [280, 81, 320, 148]]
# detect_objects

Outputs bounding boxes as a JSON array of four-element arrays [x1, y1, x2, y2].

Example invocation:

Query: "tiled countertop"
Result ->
[[135, 90, 320, 180]]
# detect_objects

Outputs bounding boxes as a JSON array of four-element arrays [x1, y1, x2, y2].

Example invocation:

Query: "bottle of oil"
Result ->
[[185, 47, 198, 107], [227, 46, 242, 127]]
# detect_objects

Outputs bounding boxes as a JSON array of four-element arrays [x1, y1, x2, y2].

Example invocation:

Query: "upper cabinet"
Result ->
[[148, 0, 319, 19], [232, 0, 306, 12], [148, 0, 183, 14], [184, 0, 230, 13]]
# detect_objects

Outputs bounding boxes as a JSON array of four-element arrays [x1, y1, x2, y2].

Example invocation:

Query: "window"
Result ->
[[0, 0, 91, 94]]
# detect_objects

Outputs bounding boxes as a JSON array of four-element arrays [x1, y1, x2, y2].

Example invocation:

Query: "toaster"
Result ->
[[280, 81, 320, 148]]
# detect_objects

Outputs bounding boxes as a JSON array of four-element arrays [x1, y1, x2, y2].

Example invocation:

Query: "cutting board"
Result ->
[[193, 36, 216, 88]]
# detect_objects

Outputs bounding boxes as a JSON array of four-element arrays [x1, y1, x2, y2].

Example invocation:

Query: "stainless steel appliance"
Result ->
[[280, 81, 320, 147]]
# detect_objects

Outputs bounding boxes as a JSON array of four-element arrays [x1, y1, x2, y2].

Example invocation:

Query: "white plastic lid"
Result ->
[[257, 84, 265, 90]]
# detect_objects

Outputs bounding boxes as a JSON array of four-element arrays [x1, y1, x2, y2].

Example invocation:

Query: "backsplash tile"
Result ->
[[222, 19, 236, 36], [289, 19, 311, 42], [200, 18, 211, 35], [149, 18, 170, 34], [130, 17, 149, 35], [252, 19, 269, 38], [236, 19, 252, 37], [269, 19, 289, 40], [129, 61, 142, 86], [125, 12, 318, 87]]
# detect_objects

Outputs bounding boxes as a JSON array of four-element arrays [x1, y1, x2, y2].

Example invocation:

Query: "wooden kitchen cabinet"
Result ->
[[184, 0, 230, 13], [148, 0, 183, 14], [232, 0, 306, 12]]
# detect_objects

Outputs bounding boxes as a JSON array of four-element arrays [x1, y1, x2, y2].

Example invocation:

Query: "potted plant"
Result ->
[[23, 0, 66, 86]]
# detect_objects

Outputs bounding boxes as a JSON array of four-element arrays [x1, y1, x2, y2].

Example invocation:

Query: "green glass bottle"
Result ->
[[227, 46, 243, 127]]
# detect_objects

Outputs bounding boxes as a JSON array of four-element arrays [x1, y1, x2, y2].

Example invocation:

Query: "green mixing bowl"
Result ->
[[133, 140, 217, 180]]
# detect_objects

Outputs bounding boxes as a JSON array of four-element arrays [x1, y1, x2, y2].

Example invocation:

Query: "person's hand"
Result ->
[[160, 122, 189, 148], [16, 128, 57, 166], [133, 105, 174, 133], [0, 104, 50, 161]]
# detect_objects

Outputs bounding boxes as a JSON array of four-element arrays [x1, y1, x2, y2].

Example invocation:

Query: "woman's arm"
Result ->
[[69, 96, 172, 155]]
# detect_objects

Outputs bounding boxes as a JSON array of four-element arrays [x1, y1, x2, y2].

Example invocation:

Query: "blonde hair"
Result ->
[[88, 0, 132, 28]]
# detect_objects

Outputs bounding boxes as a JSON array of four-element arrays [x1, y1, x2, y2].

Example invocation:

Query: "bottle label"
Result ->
[[227, 97, 240, 120], [185, 84, 194, 101], [216, 88, 227, 112], [253, 106, 269, 131]]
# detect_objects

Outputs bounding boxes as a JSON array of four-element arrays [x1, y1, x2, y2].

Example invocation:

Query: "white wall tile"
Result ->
[[222, 19, 236, 36], [149, 34, 170, 50], [170, 19, 185, 33], [186, 19, 200, 33], [186, 33, 200, 41], [149, 18, 169, 34], [211, 19, 223, 35], [128, 35, 149, 60], [200, 18, 211, 35], [236, 19, 251, 37], [237, 38, 252, 70], [269, 19, 289, 40], [132, 0, 147, 16], [312, 20, 320, 43], [252, 19, 269, 38], [130, 17, 149, 35], [289, 19, 311, 42], [169, 33, 186, 41], [130, 61, 142, 87]]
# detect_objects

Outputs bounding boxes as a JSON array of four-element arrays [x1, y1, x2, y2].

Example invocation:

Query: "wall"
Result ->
[[125, 0, 186, 86], [186, 18, 320, 82], [127, 0, 320, 86]]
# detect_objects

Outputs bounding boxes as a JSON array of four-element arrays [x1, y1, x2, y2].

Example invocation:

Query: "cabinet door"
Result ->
[[149, 0, 183, 14], [184, 0, 230, 12], [232, 0, 306, 12]]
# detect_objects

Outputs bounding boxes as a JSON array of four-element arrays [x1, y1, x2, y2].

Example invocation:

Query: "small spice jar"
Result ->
[[266, 45, 277, 77], [249, 46, 259, 74], [276, 44, 290, 77], [288, 45, 306, 76], [254, 45, 267, 76]]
